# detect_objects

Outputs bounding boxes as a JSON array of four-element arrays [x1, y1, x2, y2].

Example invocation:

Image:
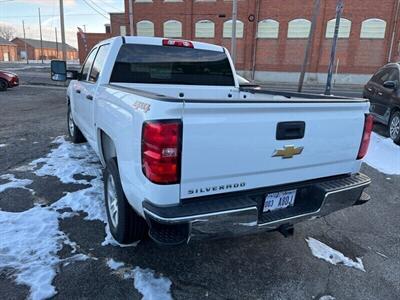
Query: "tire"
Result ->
[[67, 106, 86, 143], [104, 158, 148, 244], [389, 111, 400, 145], [0, 79, 8, 92]]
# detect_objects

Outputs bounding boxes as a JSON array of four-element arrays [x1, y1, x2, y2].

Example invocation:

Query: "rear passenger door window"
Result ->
[[89, 44, 110, 83]]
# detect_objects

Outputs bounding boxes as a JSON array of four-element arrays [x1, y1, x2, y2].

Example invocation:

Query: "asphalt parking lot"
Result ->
[[0, 85, 399, 300]]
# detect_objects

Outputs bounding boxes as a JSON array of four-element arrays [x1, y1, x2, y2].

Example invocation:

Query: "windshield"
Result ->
[[110, 44, 234, 86]]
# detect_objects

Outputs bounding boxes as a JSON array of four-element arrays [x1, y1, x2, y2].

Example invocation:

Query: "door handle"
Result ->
[[86, 94, 93, 100], [75, 89, 81, 94], [276, 121, 305, 140]]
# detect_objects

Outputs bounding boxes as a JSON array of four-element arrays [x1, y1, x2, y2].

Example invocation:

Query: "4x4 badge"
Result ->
[[273, 145, 304, 159]]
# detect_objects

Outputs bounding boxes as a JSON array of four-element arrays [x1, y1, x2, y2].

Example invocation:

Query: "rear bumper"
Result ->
[[144, 173, 371, 245]]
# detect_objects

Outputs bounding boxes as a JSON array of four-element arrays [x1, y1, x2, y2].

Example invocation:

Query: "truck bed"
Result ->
[[107, 83, 368, 103]]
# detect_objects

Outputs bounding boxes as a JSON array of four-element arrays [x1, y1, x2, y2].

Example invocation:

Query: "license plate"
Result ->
[[263, 189, 297, 212]]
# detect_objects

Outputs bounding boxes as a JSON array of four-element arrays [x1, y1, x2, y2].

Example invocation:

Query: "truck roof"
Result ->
[[98, 36, 225, 53]]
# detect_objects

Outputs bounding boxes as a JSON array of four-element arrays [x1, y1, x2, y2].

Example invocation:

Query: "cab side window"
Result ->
[[89, 44, 110, 83], [388, 68, 399, 82], [372, 68, 392, 85], [80, 49, 98, 81]]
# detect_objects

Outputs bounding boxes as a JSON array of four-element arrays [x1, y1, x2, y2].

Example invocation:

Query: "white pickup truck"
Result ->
[[51, 36, 372, 245]]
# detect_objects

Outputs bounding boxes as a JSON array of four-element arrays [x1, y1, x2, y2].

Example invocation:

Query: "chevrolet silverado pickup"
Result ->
[[51, 36, 372, 245]]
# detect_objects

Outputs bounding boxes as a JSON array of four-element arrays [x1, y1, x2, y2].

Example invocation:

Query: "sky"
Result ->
[[0, 0, 124, 48]]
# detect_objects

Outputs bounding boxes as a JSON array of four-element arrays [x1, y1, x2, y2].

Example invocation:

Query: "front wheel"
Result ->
[[389, 111, 400, 145], [104, 158, 148, 244], [67, 106, 85, 143], [0, 79, 8, 92]]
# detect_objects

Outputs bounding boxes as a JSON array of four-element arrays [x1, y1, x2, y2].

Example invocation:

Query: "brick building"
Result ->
[[0, 37, 17, 61], [77, 0, 400, 83], [11, 38, 78, 61]]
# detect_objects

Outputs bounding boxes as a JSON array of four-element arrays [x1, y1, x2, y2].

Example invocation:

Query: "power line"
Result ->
[[81, 0, 109, 19], [86, 0, 109, 15], [96, 0, 121, 11]]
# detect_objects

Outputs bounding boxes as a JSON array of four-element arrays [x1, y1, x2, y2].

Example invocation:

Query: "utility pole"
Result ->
[[298, 0, 321, 92], [22, 20, 28, 64], [231, 0, 238, 65], [59, 0, 67, 61], [325, 0, 344, 95], [55, 27, 59, 59], [38, 8, 44, 63], [129, 0, 134, 36]]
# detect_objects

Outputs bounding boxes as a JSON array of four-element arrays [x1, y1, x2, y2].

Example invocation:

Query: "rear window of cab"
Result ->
[[110, 44, 235, 86]]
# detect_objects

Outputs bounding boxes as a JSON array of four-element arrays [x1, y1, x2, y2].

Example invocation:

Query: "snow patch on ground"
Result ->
[[106, 258, 125, 270], [0, 206, 64, 300], [30, 137, 131, 248], [319, 296, 335, 300], [30, 137, 106, 221], [0, 136, 161, 299], [306, 237, 365, 272], [31, 136, 101, 184], [132, 267, 173, 300], [364, 133, 400, 175], [0, 174, 33, 193], [106, 260, 172, 300], [52, 186, 105, 221], [13, 164, 36, 172]]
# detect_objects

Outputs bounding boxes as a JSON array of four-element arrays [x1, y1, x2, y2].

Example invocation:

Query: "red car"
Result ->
[[0, 70, 19, 91]]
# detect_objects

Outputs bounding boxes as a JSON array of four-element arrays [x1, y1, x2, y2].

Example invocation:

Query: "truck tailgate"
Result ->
[[180, 100, 369, 199]]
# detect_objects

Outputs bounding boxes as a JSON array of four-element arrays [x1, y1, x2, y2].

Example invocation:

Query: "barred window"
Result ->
[[360, 18, 386, 39], [164, 20, 182, 38], [136, 20, 154, 37], [326, 18, 351, 38], [257, 19, 279, 38], [195, 20, 215, 38], [223, 20, 244, 38], [287, 19, 311, 38]]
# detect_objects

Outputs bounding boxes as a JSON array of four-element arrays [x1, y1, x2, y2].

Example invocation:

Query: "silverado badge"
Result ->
[[273, 145, 304, 159]]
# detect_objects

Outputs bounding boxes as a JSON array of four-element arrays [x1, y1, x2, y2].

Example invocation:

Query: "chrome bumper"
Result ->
[[144, 173, 371, 245]]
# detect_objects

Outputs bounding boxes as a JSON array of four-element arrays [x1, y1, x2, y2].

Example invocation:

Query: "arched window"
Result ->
[[360, 18, 386, 39], [223, 20, 244, 38], [287, 19, 311, 38], [136, 20, 154, 37], [257, 19, 279, 38], [195, 20, 215, 38], [163, 20, 182, 38], [326, 18, 351, 38]]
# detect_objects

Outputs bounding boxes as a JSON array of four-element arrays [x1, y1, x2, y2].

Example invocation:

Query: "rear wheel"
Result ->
[[67, 106, 85, 143], [389, 111, 400, 145], [0, 79, 7, 92], [104, 158, 148, 244]]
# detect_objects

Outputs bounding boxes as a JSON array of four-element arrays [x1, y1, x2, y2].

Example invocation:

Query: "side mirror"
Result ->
[[51, 60, 67, 81], [67, 70, 79, 80], [383, 80, 398, 90]]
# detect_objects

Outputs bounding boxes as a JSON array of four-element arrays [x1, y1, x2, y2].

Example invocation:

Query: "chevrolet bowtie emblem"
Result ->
[[272, 145, 304, 159]]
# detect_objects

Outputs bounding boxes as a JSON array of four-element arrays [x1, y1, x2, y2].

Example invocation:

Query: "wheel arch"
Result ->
[[390, 105, 400, 117], [98, 129, 117, 167]]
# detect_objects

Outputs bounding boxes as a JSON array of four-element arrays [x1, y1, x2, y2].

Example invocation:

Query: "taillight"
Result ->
[[142, 120, 182, 184], [357, 114, 374, 159], [162, 39, 194, 48]]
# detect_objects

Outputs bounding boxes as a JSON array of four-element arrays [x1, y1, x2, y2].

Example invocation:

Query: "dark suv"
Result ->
[[363, 63, 400, 145]]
